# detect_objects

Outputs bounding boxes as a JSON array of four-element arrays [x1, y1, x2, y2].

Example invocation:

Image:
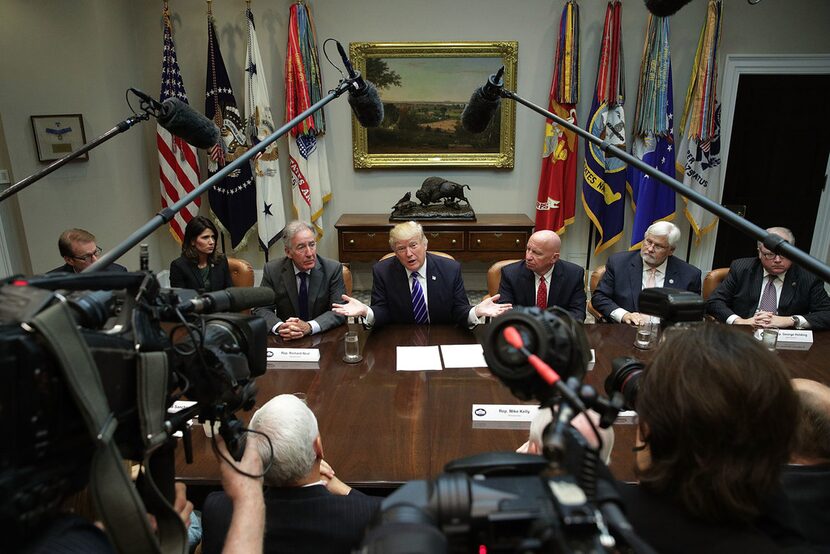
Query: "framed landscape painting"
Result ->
[[349, 41, 518, 169]]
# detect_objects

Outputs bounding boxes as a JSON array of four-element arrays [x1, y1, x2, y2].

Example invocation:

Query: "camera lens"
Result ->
[[604, 356, 645, 410]]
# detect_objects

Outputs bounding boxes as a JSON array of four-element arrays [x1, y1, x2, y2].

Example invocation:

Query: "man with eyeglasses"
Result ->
[[706, 227, 830, 330], [48, 228, 127, 273], [253, 220, 346, 340], [332, 220, 511, 327], [592, 221, 702, 325]]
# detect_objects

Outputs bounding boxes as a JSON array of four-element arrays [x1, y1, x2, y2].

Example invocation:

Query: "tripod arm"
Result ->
[[0, 113, 149, 204]]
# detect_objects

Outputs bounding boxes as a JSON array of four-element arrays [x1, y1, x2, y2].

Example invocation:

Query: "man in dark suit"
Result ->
[[706, 227, 830, 330], [592, 221, 701, 325], [332, 221, 510, 326], [253, 220, 345, 340], [48, 228, 127, 273], [202, 394, 381, 554], [497, 230, 586, 321]]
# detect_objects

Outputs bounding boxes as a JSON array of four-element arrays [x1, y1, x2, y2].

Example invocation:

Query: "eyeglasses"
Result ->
[[759, 250, 786, 261], [643, 238, 668, 252], [71, 246, 102, 262], [394, 241, 422, 255]]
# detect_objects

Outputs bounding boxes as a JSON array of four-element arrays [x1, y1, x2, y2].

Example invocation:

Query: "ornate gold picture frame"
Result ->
[[350, 41, 518, 169]]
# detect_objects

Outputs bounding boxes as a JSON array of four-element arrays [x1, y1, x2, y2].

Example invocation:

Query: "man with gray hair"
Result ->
[[201, 394, 381, 554], [706, 226, 830, 329], [333, 220, 510, 327], [253, 220, 346, 340], [592, 221, 701, 324]]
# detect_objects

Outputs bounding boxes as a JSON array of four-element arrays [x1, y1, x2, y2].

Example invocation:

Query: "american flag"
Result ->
[[157, 2, 200, 243]]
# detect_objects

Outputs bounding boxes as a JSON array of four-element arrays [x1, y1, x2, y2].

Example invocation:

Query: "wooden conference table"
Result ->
[[176, 322, 830, 488]]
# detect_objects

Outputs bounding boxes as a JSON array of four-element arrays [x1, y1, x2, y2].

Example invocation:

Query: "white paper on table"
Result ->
[[440, 344, 488, 368], [396, 345, 443, 371]]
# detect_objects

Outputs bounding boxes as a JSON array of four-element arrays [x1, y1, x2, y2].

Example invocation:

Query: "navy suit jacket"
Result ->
[[370, 252, 471, 327], [202, 485, 381, 554], [591, 251, 702, 320], [497, 259, 586, 322], [706, 257, 830, 330], [48, 262, 127, 273], [252, 255, 346, 333], [168, 255, 232, 293]]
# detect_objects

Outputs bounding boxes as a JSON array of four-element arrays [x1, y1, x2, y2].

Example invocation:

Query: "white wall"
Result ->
[[2, 0, 829, 286]]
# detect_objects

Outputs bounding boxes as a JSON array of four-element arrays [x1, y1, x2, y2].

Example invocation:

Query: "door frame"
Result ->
[[690, 54, 830, 273]]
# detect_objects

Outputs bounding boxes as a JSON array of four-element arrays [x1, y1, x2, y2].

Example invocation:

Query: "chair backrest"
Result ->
[[227, 257, 254, 288], [379, 250, 455, 262], [486, 259, 521, 297], [703, 267, 730, 300], [587, 265, 606, 321], [342, 264, 353, 297]]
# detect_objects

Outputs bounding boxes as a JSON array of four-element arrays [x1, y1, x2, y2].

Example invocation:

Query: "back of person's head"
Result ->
[[528, 408, 615, 464], [791, 378, 830, 464], [181, 215, 221, 262], [250, 394, 319, 486], [636, 324, 797, 523], [58, 228, 95, 257]]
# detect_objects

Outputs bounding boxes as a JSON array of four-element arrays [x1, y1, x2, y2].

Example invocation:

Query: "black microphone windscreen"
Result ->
[[644, 0, 694, 16], [206, 286, 275, 313], [460, 88, 500, 134], [348, 81, 385, 128], [158, 98, 220, 149]]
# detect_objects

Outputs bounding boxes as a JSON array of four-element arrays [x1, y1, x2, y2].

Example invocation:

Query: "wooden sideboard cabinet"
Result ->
[[335, 214, 535, 263]]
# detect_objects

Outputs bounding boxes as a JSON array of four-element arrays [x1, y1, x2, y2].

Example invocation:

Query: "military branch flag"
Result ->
[[581, 0, 627, 254], [245, 5, 285, 254], [627, 14, 676, 249], [677, 0, 723, 240], [157, 2, 200, 244], [285, 2, 332, 239], [535, 1, 580, 235], [205, 6, 256, 250]]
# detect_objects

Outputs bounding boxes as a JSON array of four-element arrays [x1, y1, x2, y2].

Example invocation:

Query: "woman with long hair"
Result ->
[[169, 216, 233, 292]]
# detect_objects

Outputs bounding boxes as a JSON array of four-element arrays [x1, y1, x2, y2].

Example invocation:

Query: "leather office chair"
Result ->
[[703, 267, 730, 300], [484, 259, 521, 300], [379, 250, 455, 261], [226, 257, 254, 288], [587, 265, 606, 322], [342, 264, 353, 296]]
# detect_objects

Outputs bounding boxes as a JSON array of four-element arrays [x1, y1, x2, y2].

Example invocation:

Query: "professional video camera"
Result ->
[[361, 307, 654, 554], [605, 287, 706, 410], [0, 270, 271, 551]]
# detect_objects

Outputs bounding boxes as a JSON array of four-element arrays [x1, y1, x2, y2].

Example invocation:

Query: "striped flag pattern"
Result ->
[[157, 2, 200, 243]]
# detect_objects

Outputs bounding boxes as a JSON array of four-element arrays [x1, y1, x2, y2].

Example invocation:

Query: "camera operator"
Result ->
[[618, 324, 806, 552]]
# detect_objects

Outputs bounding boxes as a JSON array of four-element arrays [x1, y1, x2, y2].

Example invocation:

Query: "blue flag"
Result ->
[[628, 66, 676, 249], [582, 99, 627, 254]]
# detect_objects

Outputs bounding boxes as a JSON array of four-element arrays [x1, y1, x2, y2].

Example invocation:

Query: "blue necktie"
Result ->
[[411, 271, 429, 324], [298, 272, 309, 320]]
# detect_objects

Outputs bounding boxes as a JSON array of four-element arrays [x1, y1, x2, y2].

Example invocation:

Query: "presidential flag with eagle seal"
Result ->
[[244, 4, 286, 255], [205, 5, 256, 250]]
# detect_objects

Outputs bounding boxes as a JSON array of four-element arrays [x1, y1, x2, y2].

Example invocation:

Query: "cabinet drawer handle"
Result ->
[[349, 239, 355, 245], [451, 239, 457, 244], [476, 239, 482, 245], [515, 239, 520, 245]]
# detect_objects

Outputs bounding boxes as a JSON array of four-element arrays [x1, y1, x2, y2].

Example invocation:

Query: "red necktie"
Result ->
[[536, 276, 547, 310]]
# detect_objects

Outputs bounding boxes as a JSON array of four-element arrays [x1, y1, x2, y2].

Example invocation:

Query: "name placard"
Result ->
[[776, 329, 813, 350], [267, 348, 321, 362], [471, 404, 540, 423]]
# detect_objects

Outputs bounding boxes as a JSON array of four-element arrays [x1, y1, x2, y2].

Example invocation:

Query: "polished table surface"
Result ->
[[176, 323, 830, 487]]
